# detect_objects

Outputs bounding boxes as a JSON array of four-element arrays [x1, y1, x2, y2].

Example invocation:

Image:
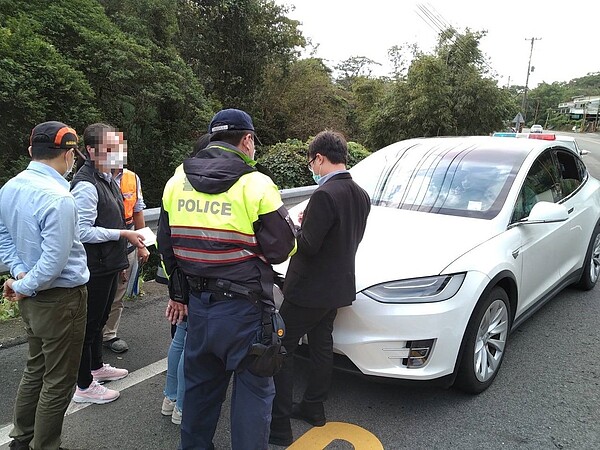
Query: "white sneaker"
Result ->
[[91, 363, 128, 382], [73, 381, 120, 404], [161, 397, 175, 416], [172, 406, 182, 425]]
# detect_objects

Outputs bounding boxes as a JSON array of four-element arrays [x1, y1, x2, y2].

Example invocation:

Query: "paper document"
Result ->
[[137, 226, 157, 247]]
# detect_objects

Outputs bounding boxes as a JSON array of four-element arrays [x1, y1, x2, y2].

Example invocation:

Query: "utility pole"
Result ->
[[521, 37, 541, 123]]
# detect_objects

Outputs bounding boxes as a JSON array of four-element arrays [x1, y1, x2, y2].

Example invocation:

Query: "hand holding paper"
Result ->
[[137, 226, 157, 247]]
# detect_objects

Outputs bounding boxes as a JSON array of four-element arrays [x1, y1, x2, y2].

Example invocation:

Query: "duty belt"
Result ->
[[187, 277, 259, 304]]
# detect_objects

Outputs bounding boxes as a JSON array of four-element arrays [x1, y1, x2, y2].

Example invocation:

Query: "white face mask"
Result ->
[[106, 148, 127, 169], [245, 134, 255, 161], [63, 150, 75, 178], [98, 131, 128, 170]]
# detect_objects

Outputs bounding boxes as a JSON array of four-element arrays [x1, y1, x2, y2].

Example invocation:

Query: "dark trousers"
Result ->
[[10, 286, 87, 450], [180, 291, 274, 450], [271, 301, 337, 424], [77, 272, 119, 389]]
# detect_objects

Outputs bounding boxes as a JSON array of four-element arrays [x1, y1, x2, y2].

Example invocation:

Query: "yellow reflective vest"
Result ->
[[158, 142, 296, 297]]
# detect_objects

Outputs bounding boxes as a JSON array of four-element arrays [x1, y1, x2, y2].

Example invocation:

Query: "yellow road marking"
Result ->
[[288, 422, 384, 449]]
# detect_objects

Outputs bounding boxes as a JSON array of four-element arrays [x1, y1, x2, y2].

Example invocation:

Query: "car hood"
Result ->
[[354, 206, 501, 290]]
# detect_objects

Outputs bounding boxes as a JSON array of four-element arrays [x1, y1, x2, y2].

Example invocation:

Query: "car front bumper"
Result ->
[[327, 271, 490, 381]]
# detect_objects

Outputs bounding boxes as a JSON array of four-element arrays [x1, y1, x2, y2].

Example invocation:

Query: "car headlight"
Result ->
[[362, 273, 466, 303]]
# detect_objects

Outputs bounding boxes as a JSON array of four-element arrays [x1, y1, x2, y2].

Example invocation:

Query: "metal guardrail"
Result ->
[[0, 186, 316, 274], [142, 185, 316, 233]]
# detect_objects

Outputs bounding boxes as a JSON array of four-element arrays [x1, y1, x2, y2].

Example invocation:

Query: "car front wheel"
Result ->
[[575, 226, 600, 291], [454, 286, 510, 394]]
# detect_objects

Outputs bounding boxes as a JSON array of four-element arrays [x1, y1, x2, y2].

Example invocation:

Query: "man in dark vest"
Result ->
[[70, 123, 146, 404]]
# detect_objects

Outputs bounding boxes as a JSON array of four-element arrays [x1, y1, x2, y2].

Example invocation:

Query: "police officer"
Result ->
[[157, 109, 296, 450]]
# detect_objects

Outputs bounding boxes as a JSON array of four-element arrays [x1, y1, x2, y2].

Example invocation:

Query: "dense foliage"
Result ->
[[257, 138, 371, 189], [1, 2, 597, 203]]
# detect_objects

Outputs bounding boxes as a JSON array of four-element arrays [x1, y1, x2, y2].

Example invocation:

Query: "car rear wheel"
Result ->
[[454, 286, 510, 394], [575, 226, 600, 291]]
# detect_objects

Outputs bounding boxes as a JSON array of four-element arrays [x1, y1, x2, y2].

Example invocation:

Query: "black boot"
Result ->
[[8, 440, 30, 450], [291, 400, 326, 427], [269, 418, 293, 446]]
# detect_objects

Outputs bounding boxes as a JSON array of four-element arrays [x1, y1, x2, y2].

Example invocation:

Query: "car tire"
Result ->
[[575, 225, 600, 291], [454, 286, 511, 394]]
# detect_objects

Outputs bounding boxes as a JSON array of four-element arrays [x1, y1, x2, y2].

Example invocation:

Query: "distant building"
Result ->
[[558, 95, 600, 121]]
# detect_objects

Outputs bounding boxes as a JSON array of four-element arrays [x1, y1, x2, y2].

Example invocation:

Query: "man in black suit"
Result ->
[[269, 130, 371, 446]]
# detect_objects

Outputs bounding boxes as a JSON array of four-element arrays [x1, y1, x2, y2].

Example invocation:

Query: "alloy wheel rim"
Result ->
[[474, 299, 509, 382], [589, 234, 600, 284]]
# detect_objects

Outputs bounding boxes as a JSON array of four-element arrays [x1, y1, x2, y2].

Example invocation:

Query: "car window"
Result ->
[[354, 145, 524, 219], [511, 150, 561, 222], [555, 149, 584, 199], [555, 139, 576, 153]]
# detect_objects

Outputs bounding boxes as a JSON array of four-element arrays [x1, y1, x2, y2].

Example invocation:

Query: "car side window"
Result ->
[[512, 151, 561, 222], [555, 150, 584, 200]]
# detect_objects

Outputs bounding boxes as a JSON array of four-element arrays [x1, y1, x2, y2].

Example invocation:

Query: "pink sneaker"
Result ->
[[73, 381, 120, 404], [91, 363, 129, 382]]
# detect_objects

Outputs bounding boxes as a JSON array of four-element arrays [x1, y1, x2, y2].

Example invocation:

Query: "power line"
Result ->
[[415, 3, 496, 76]]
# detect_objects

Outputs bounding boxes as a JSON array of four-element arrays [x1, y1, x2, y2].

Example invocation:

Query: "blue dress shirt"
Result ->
[[317, 169, 350, 186], [71, 171, 122, 243], [0, 161, 90, 296]]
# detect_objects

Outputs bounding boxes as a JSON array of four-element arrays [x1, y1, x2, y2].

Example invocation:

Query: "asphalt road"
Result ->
[[1, 132, 600, 449]]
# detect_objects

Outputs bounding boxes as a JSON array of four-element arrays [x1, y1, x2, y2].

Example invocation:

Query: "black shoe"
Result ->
[[268, 432, 293, 447], [9, 440, 29, 450], [269, 418, 293, 446], [291, 401, 326, 427]]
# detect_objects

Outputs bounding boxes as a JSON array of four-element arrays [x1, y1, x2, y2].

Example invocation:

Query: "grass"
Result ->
[[0, 274, 20, 321]]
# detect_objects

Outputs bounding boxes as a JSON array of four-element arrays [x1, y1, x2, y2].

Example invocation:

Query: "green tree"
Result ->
[[175, 0, 305, 113], [259, 58, 350, 143], [366, 28, 515, 150], [335, 56, 381, 90], [8, 0, 213, 205], [0, 13, 100, 184], [100, 0, 179, 48], [527, 82, 569, 126], [387, 43, 419, 81], [346, 76, 390, 145]]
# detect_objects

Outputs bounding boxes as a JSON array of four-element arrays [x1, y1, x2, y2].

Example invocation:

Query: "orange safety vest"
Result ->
[[120, 169, 138, 227]]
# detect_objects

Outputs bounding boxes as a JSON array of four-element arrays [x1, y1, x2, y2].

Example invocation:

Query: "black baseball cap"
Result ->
[[30, 121, 78, 151]]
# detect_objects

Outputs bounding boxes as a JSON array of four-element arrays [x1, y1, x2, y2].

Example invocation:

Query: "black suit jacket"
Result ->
[[283, 172, 370, 309]]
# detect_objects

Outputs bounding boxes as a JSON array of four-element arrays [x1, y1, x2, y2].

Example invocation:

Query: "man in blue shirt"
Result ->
[[0, 121, 90, 450]]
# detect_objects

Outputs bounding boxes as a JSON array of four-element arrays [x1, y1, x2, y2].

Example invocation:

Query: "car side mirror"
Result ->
[[526, 201, 569, 224], [580, 149, 590, 156]]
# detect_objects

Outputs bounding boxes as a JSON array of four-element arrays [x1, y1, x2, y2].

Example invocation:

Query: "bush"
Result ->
[[347, 141, 371, 168], [258, 138, 372, 189], [257, 139, 313, 189], [0, 274, 20, 321]]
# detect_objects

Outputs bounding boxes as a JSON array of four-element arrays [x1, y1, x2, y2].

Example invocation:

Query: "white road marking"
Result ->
[[0, 358, 167, 446]]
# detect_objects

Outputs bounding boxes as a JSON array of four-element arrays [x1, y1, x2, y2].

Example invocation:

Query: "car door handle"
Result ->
[[568, 207, 574, 214]]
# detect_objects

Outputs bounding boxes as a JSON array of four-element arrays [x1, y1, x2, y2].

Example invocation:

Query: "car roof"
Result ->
[[491, 132, 580, 154], [386, 135, 551, 158]]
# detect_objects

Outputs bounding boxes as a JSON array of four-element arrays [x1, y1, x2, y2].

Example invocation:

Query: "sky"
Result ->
[[275, 0, 600, 88]]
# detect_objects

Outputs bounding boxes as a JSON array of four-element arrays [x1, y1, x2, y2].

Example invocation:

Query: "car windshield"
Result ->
[[351, 141, 526, 219]]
